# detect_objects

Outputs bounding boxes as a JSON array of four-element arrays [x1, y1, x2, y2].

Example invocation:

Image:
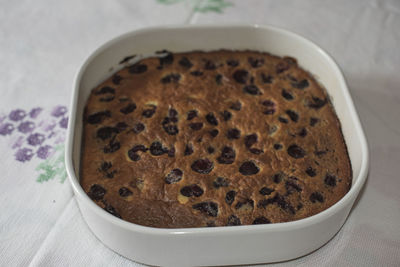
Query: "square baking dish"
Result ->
[[65, 25, 369, 267]]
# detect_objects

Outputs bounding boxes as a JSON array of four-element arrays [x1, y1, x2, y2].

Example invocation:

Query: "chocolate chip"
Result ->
[[104, 203, 121, 218], [225, 190, 236, 205], [213, 177, 229, 188], [261, 73, 273, 84], [207, 146, 215, 154], [308, 96, 327, 109], [88, 184, 106, 201], [158, 51, 174, 66], [239, 161, 260, 175], [180, 184, 204, 197], [131, 144, 148, 152], [263, 109, 275, 115], [190, 70, 203, 76], [233, 69, 249, 84], [258, 194, 294, 214], [115, 122, 127, 132], [306, 167, 317, 177], [179, 57, 193, 68], [273, 143, 282, 150], [87, 111, 111, 124], [278, 117, 289, 123], [282, 89, 294, 100], [287, 144, 305, 159], [206, 113, 218, 126], [259, 187, 274, 196], [230, 101, 242, 111], [243, 85, 261, 95], [184, 144, 193, 156], [244, 134, 258, 148], [292, 79, 309, 89], [248, 57, 264, 68], [161, 73, 181, 83], [217, 146, 236, 164], [95, 86, 115, 95], [142, 106, 156, 118], [227, 215, 241, 226], [96, 126, 117, 140], [204, 60, 216, 70], [221, 110, 232, 121], [128, 63, 147, 74], [273, 172, 284, 183], [192, 202, 218, 217], [119, 103, 136, 115], [132, 123, 145, 134], [252, 217, 270, 224], [310, 192, 324, 203], [128, 145, 146, 161], [168, 108, 178, 118], [226, 59, 239, 67], [286, 110, 299, 122], [249, 148, 263, 155], [285, 179, 302, 193], [209, 129, 219, 138], [189, 122, 203, 130], [165, 169, 183, 184], [150, 141, 167, 156], [310, 117, 319, 126], [226, 128, 241, 139], [276, 62, 290, 73], [324, 174, 337, 187], [119, 187, 133, 197], [100, 162, 112, 172], [112, 75, 123, 85], [215, 74, 223, 85], [298, 128, 307, 137], [103, 137, 120, 153], [128, 151, 141, 161], [163, 124, 179, 135], [187, 110, 198, 120], [191, 159, 214, 174]]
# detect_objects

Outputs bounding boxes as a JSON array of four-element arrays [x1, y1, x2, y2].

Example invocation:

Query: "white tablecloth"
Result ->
[[1, 0, 399, 266]]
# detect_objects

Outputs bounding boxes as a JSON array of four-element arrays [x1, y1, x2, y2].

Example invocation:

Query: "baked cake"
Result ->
[[80, 50, 352, 228]]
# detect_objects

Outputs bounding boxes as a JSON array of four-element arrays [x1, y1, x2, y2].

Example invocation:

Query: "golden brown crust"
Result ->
[[80, 50, 352, 228]]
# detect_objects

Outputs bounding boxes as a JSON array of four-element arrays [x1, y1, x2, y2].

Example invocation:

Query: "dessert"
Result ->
[[80, 50, 352, 228]]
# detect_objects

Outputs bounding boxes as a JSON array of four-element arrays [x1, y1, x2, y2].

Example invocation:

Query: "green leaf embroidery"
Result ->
[[194, 0, 233, 13], [36, 144, 67, 183], [156, 0, 233, 13]]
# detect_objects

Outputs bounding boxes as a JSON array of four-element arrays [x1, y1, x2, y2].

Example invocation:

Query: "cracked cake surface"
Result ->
[[80, 50, 352, 228]]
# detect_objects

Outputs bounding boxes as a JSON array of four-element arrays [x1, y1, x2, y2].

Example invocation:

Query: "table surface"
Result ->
[[1, 0, 399, 266]]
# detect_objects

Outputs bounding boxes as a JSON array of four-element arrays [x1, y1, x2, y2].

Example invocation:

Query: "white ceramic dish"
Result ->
[[65, 25, 369, 267]]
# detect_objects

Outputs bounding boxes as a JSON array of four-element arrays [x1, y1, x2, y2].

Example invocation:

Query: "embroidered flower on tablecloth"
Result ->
[[0, 106, 68, 183]]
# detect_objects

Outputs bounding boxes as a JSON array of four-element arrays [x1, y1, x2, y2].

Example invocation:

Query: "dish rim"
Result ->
[[65, 23, 369, 235]]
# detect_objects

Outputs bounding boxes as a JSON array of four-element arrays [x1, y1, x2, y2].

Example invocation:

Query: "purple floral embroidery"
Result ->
[[15, 148, 34, 162], [9, 109, 27, 121], [27, 133, 45, 146], [18, 121, 35, 134], [59, 117, 68, 129], [29, 107, 42, 119], [0, 123, 14, 135], [51, 106, 67, 118], [1, 106, 68, 163], [37, 145, 54, 159]]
